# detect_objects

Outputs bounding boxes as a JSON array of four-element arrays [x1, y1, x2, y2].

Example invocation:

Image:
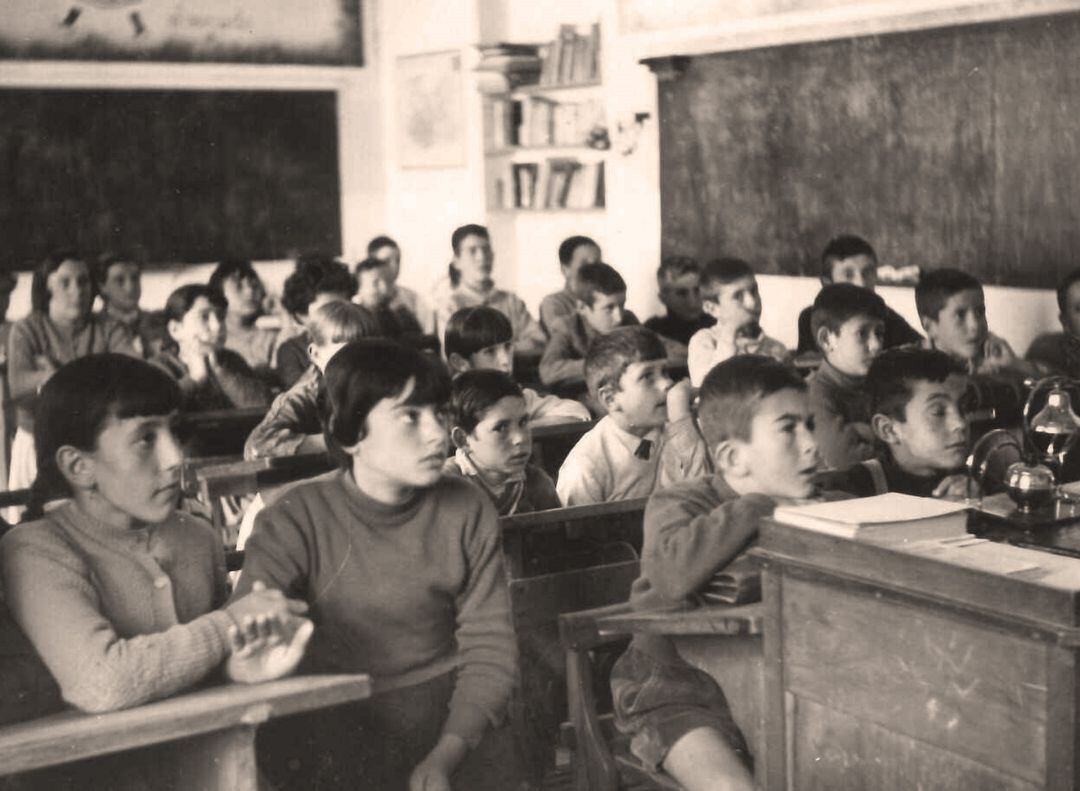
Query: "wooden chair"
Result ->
[[559, 602, 763, 791], [499, 498, 647, 579], [531, 418, 599, 479]]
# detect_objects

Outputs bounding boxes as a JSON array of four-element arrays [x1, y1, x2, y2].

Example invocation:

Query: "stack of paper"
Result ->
[[773, 493, 970, 544]]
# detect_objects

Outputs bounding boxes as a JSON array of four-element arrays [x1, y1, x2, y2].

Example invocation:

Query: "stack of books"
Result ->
[[773, 493, 970, 544], [538, 23, 601, 86], [500, 159, 604, 210]]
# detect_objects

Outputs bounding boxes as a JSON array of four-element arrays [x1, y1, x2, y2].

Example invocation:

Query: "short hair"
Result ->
[[1057, 267, 1080, 313], [577, 262, 626, 307], [208, 258, 262, 301], [558, 235, 599, 266], [697, 355, 807, 446], [444, 306, 512, 360], [31, 249, 87, 314], [820, 235, 877, 280], [354, 256, 386, 277], [868, 346, 967, 421], [451, 224, 489, 256], [307, 301, 382, 347], [656, 255, 701, 285], [281, 255, 356, 317], [367, 235, 399, 256], [700, 257, 754, 299], [448, 369, 523, 435], [584, 325, 666, 397], [163, 284, 226, 326], [93, 251, 143, 285], [915, 268, 983, 321], [809, 283, 888, 343], [323, 340, 452, 467]]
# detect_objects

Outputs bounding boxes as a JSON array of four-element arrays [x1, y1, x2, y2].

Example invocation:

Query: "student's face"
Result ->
[[356, 379, 449, 490], [468, 341, 514, 374], [100, 261, 141, 313], [828, 254, 878, 291], [356, 267, 391, 311], [607, 359, 673, 431], [880, 375, 970, 475], [822, 315, 885, 377], [1061, 282, 1080, 338], [222, 274, 263, 319], [660, 272, 703, 321], [372, 244, 401, 283], [580, 291, 625, 335], [923, 289, 988, 361], [460, 395, 531, 477], [169, 296, 223, 352], [728, 388, 820, 499], [81, 414, 185, 526], [455, 234, 495, 290], [47, 259, 92, 322], [562, 244, 601, 296], [704, 275, 761, 329]]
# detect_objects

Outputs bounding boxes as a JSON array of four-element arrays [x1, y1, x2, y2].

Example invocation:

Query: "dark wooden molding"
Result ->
[[641, 55, 689, 82]]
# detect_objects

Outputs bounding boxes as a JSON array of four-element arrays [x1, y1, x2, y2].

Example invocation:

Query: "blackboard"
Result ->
[[658, 12, 1080, 288], [0, 89, 341, 269]]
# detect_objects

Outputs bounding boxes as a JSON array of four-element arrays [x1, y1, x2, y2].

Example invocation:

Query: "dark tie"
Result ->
[[635, 439, 652, 460]]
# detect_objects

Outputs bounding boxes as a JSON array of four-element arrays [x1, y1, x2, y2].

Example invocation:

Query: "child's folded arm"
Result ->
[[658, 416, 712, 487], [523, 388, 590, 425], [642, 489, 774, 602], [231, 507, 311, 601]]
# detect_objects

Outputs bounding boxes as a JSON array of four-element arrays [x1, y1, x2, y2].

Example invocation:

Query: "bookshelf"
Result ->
[[478, 23, 608, 214]]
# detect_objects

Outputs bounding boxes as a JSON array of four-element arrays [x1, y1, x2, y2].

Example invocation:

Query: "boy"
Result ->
[[556, 326, 709, 505], [540, 262, 641, 389], [687, 257, 788, 387], [367, 235, 434, 334], [208, 258, 278, 372], [815, 346, 972, 499], [915, 268, 1035, 377], [806, 283, 887, 469], [644, 255, 716, 347], [539, 235, 601, 336], [795, 235, 922, 355], [94, 252, 163, 358], [444, 305, 591, 425], [444, 369, 561, 515], [611, 355, 822, 791], [354, 256, 424, 337], [1027, 267, 1080, 377]]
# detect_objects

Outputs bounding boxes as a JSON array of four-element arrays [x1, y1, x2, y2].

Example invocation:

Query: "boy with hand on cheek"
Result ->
[[445, 369, 561, 515], [816, 347, 973, 500], [556, 326, 709, 506], [687, 258, 788, 387], [611, 355, 824, 791], [806, 283, 887, 469]]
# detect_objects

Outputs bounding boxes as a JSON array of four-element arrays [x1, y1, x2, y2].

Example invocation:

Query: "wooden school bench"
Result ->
[[174, 407, 268, 459], [0, 674, 371, 790]]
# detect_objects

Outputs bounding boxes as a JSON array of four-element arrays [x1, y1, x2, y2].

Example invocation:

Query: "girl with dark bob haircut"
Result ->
[[236, 339, 523, 790]]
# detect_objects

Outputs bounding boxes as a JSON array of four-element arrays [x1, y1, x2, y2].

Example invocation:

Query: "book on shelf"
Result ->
[[511, 162, 539, 209], [772, 492, 970, 544]]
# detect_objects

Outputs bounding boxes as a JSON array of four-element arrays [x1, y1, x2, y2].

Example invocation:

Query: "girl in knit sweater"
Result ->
[[0, 355, 312, 715], [235, 339, 520, 790]]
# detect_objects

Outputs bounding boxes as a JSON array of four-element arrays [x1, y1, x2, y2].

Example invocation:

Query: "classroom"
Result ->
[[3, 1, 1080, 789]]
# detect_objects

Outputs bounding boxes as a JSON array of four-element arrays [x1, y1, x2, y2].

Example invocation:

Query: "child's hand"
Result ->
[[226, 615, 314, 684], [932, 473, 973, 501], [978, 337, 1017, 374], [409, 734, 467, 791], [666, 379, 694, 422], [226, 580, 308, 626]]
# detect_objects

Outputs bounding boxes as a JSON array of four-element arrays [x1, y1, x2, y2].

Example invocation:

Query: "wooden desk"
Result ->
[[597, 604, 768, 785], [530, 419, 598, 480], [0, 674, 370, 790], [754, 519, 1080, 790], [175, 407, 268, 458]]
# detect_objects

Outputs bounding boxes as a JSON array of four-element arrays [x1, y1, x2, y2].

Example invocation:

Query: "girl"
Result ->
[[434, 225, 545, 355], [236, 339, 520, 790], [445, 369, 561, 515], [0, 354, 312, 717], [208, 258, 278, 372], [152, 284, 272, 413], [7, 252, 135, 497]]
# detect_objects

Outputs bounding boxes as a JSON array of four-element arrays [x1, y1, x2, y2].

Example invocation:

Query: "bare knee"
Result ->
[[661, 726, 754, 791]]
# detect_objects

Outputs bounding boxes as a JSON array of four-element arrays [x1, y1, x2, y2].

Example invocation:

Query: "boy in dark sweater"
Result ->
[[235, 340, 519, 790], [815, 346, 972, 499], [806, 283, 887, 469], [796, 235, 921, 355], [611, 355, 822, 791], [644, 255, 715, 347], [539, 235, 601, 336], [1027, 267, 1080, 378]]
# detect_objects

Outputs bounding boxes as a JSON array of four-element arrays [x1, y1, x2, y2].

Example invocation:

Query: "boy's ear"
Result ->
[[449, 426, 470, 450], [919, 314, 935, 334], [815, 325, 834, 353], [701, 299, 720, 319], [447, 353, 471, 374], [713, 438, 748, 478], [166, 319, 182, 342], [55, 445, 94, 492], [871, 412, 902, 447], [597, 383, 619, 414], [575, 299, 589, 316]]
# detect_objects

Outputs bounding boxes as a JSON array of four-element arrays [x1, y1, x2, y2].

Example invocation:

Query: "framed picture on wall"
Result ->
[[395, 50, 466, 169]]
